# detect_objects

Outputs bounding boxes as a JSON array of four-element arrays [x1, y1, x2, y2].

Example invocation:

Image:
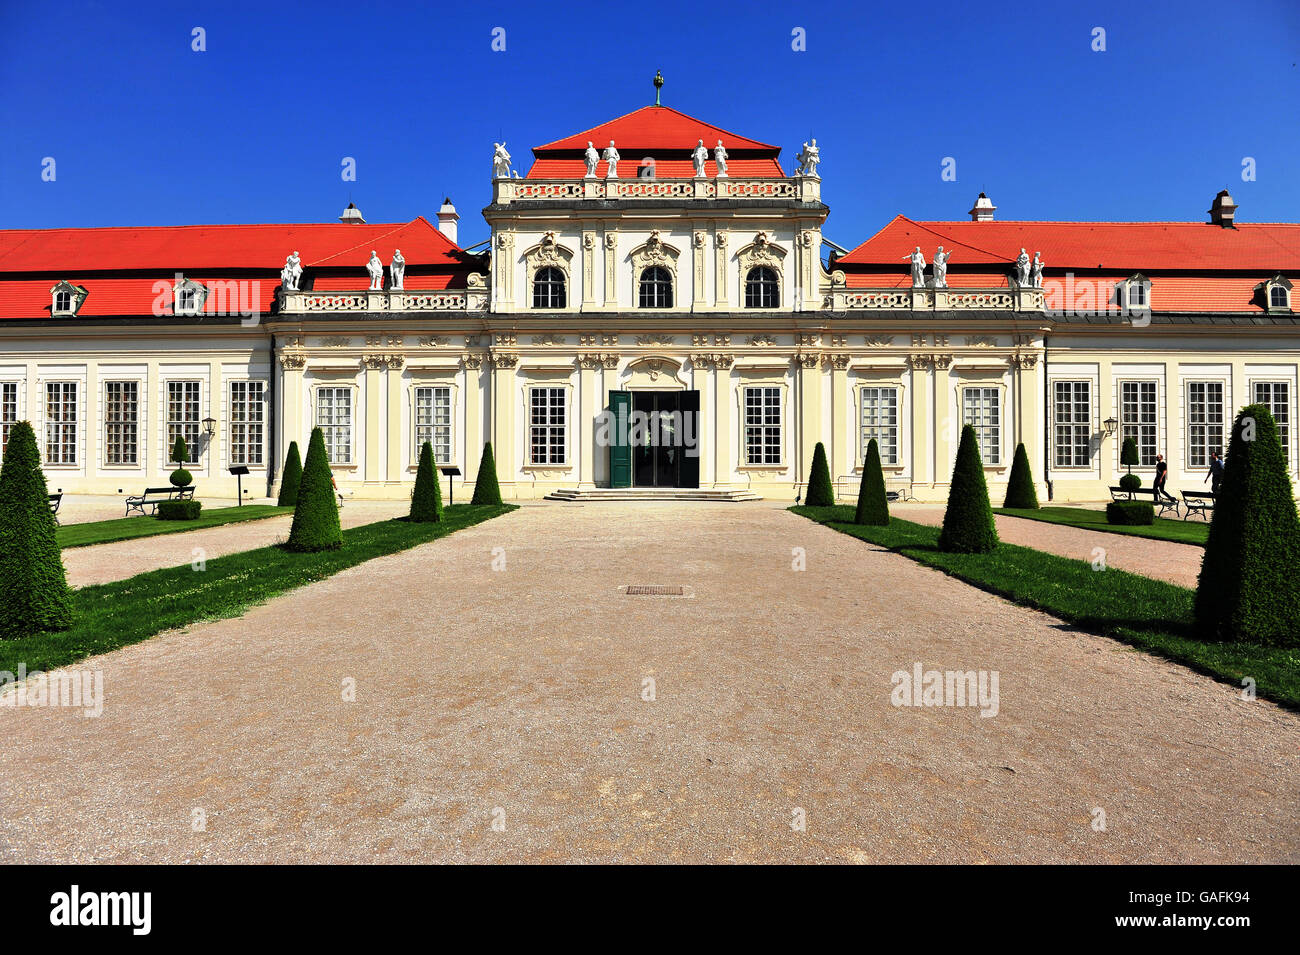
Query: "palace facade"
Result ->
[[1, 103, 1297, 503]]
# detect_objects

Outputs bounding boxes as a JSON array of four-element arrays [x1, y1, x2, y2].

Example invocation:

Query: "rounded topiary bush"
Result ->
[[1106, 501, 1153, 525], [938, 425, 999, 554], [0, 421, 73, 638], [285, 427, 342, 552], [169, 435, 193, 488], [470, 442, 503, 506], [1002, 442, 1039, 509], [854, 438, 889, 525], [1194, 404, 1300, 646], [156, 499, 202, 521], [804, 442, 834, 507], [409, 440, 443, 523], [277, 441, 303, 507], [1118, 472, 1143, 492]]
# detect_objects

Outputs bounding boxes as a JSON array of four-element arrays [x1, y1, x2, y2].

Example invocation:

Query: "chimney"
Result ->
[[969, 192, 996, 222], [1208, 189, 1237, 228], [339, 201, 366, 224], [437, 197, 459, 245]]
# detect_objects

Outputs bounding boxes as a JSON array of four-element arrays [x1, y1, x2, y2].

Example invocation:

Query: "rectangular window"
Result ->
[[229, 381, 265, 466], [45, 382, 77, 465], [414, 386, 453, 464], [744, 386, 782, 465], [1187, 381, 1224, 468], [166, 380, 201, 464], [1119, 380, 1157, 467], [1253, 381, 1290, 465], [860, 387, 899, 466], [0, 382, 16, 459], [529, 387, 566, 465], [1052, 381, 1091, 468], [104, 380, 139, 465], [963, 387, 1001, 465], [316, 387, 353, 465]]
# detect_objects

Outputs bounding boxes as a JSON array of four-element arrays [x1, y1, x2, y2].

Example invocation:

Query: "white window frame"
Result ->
[[103, 379, 140, 466], [743, 385, 783, 466], [1186, 380, 1225, 469], [315, 386, 354, 466], [1, 381, 19, 459], [963, 386, 1002, 466], [1253, 380, 1290, 466], [45, 381, 78, 466], [1118, 379, 1158, 468], [528, 386, 567, 465], [229, 380, 266, 467], [165, 380, 202, 465], [414, 385, 453, 465], [860, 385, 899, 466]]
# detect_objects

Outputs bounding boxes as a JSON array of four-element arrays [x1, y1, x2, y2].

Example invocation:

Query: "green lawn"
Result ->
[[57, 504, 294, 549], [792, 505, 1299, 710], [6, 504, 515, 676], [995, 505, 1210, 546]]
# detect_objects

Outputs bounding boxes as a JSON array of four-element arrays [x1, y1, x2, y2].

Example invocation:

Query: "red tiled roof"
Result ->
[[534, 105, 778, 153], [838, 215, 1300, 271], [526, 157, 785, 180]]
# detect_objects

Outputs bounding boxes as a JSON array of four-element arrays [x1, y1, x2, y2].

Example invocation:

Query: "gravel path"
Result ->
[[63, 502, 408, 587], [895, 505, 1204, 588], [2, 503, 1295, 863]]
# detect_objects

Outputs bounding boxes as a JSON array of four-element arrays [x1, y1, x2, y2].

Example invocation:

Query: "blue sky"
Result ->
[[2, 0, 1297, 249]]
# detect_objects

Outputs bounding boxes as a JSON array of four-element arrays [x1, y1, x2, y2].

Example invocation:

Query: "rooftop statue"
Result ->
[[1014, 248, 1031, 287], [390, 249, 405, 291], [367, 251, 384, 291], [603, 141, 621, 179], [281, 251, 302, 291], [1029, 252, 1044, 288], [692, 139, 708, 178], [714, 140, 728, 178], [933, 246, 951, 289], [796, 138, 820, 177], [584, 141, 600, 178], [904, 246, 926, 288], [492, 142, 511, 179]]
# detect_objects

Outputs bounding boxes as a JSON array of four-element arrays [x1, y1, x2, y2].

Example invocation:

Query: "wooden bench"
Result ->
[[1181, 490, 1215, 522], [125, 485, 195, 517], [48, 492, 62, 525], [1111, 484, 1180, 518]]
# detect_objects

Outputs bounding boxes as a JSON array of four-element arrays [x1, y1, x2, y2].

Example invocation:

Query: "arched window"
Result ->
[[1129, 281, 1146, 307], [54, 290, 72, 312], [1270, 285, 1290, 310], [639, 266, 673, 309], [533, 267, 566, 309], [745, 266, 779, 308]]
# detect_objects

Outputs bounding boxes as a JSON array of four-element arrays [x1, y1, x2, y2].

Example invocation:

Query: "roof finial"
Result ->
[[653, 69, 663, 106]]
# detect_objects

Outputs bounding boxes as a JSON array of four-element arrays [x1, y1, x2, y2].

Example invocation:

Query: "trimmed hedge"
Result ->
[[156, 499, 203, 521], [1119, 473, 1143, 492], [471, 442, 503, 506], [0, 421, 73, 638], [854, 438, 889, 525], [1002, 441, 1039, 509], [277, 441, 303, 507], [409, 441, 443, 523], [285, 427, 342, 552], [1121, 436, 1140, 470], [938, 425, 999, 554], [1106, 501, 1154, 525], [804, 442, 834, 507], [1194, 404, 1300, 646]]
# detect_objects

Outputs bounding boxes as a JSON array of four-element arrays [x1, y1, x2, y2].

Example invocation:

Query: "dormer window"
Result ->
[[1120, 273, 1151, 312], [1259, 274, 1293, 314], [173, 276, 208, 316], [50, 280, 87, 316]]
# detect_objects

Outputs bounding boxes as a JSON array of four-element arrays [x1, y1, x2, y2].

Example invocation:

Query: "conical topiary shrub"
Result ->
[[804, 441, 834, 506], [470, 442, 503, 505], [409, 441, 443, 522], [1002, 441, 1039, 509], [854, 438, 890, 525], [1194, 404, 1300, 646], [938, 424, 999, 553], [0, 421, 73, 638], [169, 435, 193, 488], [285, 427, 342, 552], [1118, 436, 1142, 492], [277, 441, 302, 507]]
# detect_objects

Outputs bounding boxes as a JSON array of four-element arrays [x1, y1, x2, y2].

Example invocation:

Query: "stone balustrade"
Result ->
[[279, 276, 488, 315], [830, 284, 1044, 313], [491, 175, 821, 205]]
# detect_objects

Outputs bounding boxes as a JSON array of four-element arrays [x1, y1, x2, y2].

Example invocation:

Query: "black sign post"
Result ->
[[439, 466, 462, 507], [229, 465, 250, 505]]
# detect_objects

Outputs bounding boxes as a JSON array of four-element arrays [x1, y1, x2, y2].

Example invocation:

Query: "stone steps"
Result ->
[[544, 487, 763, 503]]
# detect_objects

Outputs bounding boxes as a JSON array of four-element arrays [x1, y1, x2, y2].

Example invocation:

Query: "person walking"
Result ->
[[1205, 450, 1225, 496], [1153, 453, 1176, 503]]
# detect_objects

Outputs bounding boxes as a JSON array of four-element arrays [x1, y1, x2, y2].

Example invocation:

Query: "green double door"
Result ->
[[608, 390, 699, 489]]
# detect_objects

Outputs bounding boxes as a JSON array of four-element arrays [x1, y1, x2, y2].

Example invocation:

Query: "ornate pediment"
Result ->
[[737, 231, 787, 272], [524, 231, 574, 276], [630, 230, 681, 275]]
